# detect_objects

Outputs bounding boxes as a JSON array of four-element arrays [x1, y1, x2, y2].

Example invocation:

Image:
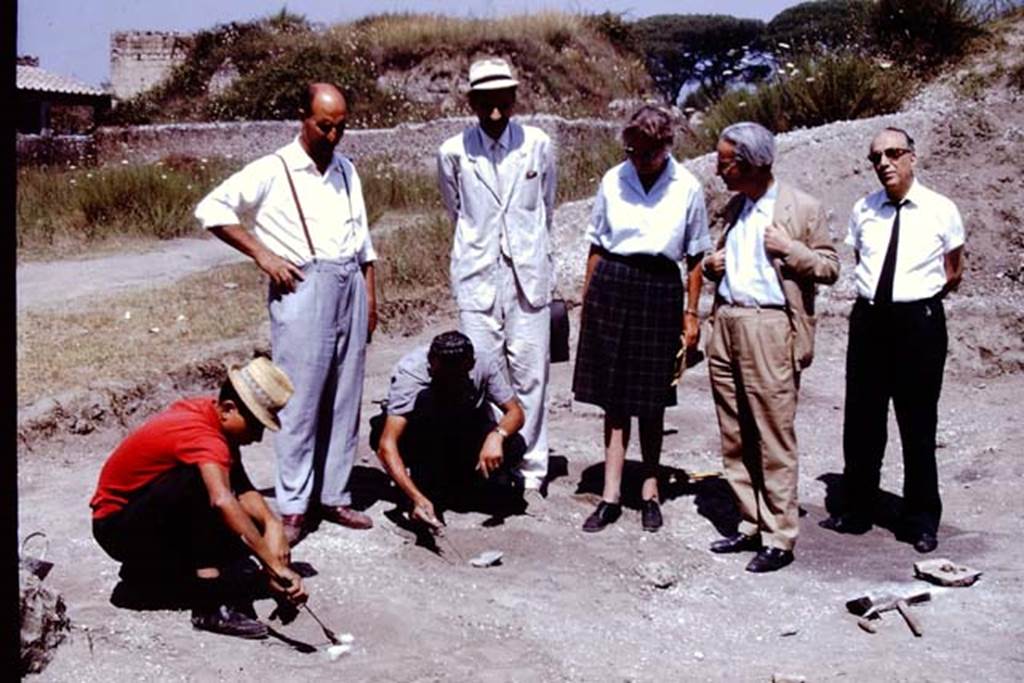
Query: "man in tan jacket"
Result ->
[[703, 122, 839, 573]]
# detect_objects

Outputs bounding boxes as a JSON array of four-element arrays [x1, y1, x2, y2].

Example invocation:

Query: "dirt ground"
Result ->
[[18, 300, 1024, 681], [18, 18, 1024, 680]]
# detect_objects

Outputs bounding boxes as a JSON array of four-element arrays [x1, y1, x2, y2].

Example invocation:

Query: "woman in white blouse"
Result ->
[[573, 105, 711, 533]]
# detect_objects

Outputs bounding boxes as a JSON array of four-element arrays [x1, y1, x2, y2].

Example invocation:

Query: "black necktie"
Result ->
[[874, 200, 907, 305]]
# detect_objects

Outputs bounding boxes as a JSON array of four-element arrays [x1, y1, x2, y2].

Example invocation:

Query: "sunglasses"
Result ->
[[315, 121, 346, 135], [867, 147, 912, 165]]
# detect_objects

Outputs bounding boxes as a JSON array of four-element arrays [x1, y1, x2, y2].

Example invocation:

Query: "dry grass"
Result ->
[[372, 211, 453, 298], [17, 264, 267, 405], [17, 157, 237, 260], [350, 11, 587, 55], [17, 210, 458, 404], [340, 12, 651, 117]]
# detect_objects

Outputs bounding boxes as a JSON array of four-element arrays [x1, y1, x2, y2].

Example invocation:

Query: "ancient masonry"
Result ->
[[109, 31, 193, 100]]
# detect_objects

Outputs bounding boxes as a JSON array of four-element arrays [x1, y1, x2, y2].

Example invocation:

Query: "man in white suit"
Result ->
[[437, 57, 557, 492]]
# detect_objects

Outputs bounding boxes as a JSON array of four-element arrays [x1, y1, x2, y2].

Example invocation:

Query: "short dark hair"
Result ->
[[218, 378, 260, 428], [428, 331, 475, 365], [883, 126, 915, 151]]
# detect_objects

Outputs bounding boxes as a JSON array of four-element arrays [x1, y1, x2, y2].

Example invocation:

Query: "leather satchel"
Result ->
[[550, 298, 569, 363]]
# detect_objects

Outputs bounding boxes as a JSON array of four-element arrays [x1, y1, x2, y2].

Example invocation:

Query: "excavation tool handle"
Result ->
[[268, 568, 342, 645], [857, 617, 878, 634], [896, 599, 924, 637]]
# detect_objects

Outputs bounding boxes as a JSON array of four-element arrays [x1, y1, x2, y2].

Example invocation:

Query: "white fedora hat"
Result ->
[[468, 57, 519, 92]]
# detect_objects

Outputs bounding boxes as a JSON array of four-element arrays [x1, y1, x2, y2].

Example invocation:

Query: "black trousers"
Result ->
[[93, 466, 249, 579], [398, 397, 526, 510], [841, 296, 948, 534]]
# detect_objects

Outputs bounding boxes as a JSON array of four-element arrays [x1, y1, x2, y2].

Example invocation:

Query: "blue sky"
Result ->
[[18, 1, 804, 87]]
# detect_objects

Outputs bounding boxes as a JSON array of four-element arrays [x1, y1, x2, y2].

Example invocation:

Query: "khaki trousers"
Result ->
[[708, 306, 800, 551]]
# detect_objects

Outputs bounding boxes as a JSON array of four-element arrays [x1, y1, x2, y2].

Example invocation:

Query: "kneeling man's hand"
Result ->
[[476, 433, 504, 478], [412, 499, 443, 530], [269, 565, 307, 605]]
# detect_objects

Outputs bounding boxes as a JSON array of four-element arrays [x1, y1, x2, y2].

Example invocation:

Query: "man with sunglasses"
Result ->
[[196, 83, 377, 545], [437, 58, 557, 494], [821, 127, 964, 554], [703, 121, 839, 573]]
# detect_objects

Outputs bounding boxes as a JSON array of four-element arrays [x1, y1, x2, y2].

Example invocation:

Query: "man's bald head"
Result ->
[[298, 83, 348, 172], [300, 83, 345, 119]]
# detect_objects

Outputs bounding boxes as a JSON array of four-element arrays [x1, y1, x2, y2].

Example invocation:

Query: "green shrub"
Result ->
[[584, 11, 636, 52], [869, 0, 987, 71], [765, 0, 873, 52], [106, 17, 296, 125], [205, 40, 420, 128], [698, 54, 912, 147]]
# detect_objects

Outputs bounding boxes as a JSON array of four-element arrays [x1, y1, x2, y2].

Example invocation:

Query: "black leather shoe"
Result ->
[[709, 532, 760, 554], [641, 499, 663, 532], [191, 604, 269, 639], [745, 547, 794, 573], [582, 501, 621, 533], [819, 514, 872, 535], [913, 531, 938, 554]]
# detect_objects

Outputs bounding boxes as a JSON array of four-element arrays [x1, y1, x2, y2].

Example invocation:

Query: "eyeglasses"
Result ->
[[867, 147, 912, 165], [624, 145, 667, 162], [716, 157, 740, 172]]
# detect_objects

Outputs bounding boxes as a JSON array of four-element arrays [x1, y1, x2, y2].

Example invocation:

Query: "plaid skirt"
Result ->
[[572, 251, 683, 416]]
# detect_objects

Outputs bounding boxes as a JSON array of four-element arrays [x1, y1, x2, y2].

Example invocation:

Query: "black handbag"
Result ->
[[550, 298, 570, 363], [368, 400, 388, 451]]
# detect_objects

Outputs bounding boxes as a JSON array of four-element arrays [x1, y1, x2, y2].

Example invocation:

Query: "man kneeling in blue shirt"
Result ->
[[373, 331, 527, 529]]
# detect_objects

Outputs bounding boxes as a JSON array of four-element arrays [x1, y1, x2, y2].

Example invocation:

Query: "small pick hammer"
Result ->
[[846, 590, 931, 637]]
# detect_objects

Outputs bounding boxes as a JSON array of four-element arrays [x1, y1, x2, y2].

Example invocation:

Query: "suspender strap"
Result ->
[[276, 154, 316, 261]]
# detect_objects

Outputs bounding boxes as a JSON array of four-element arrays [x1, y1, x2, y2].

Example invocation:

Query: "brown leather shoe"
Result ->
[[281, 514, 307, 547], [319, 505, 373, 530]]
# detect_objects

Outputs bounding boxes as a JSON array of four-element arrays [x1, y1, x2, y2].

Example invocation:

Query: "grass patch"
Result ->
[[557, 128, 624, 204], [17, 157, 237, 259], [372, 211, 452, 299], [17, 263, 267, 405], [359, 157, 443, 226], [353, 11, 589, 60]]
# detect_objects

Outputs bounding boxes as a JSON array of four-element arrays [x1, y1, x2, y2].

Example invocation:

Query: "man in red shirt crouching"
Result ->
[[90, 356, 307, 639]]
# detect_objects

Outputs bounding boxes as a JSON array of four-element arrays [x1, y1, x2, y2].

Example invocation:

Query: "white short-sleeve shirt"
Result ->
[[194, 137, 376, 266], [846, 180, 964, 302], [717, 182, 786, 307], [586, 157, 711, 262]]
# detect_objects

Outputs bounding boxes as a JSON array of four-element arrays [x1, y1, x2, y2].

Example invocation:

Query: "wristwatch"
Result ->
[[494, 426, 509, 439]]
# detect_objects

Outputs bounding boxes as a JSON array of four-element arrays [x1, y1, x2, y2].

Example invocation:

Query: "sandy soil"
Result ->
[[18, 18, 1024, 680]]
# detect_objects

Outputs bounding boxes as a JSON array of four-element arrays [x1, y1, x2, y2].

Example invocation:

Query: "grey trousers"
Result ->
[[269, 258, 368, 514]]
